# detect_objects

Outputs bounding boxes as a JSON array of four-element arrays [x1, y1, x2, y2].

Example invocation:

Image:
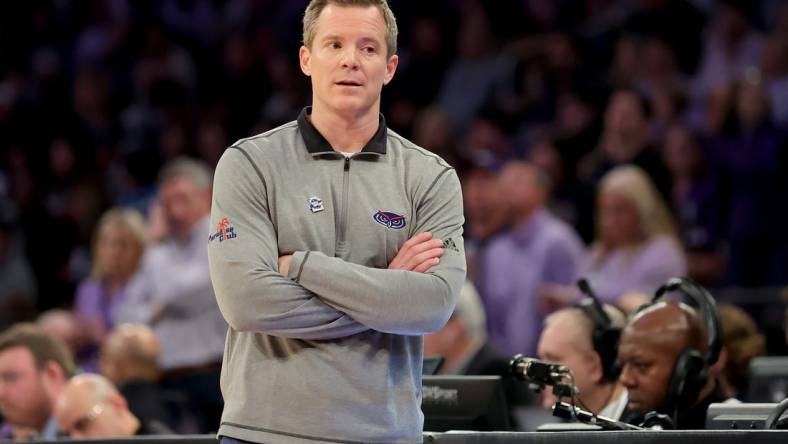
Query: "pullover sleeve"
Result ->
[[287, 168, 466, 335], [208, 147, 369, 339]]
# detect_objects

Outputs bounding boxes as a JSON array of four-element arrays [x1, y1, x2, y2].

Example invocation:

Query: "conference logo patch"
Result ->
[[373, 210, 406, 229], [209, 217, 238, 243]]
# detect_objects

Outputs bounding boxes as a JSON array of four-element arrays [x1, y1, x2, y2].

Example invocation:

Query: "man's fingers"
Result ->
[[412, 257, 440, 273], [400, 232, 432, 251], [406, 247, 444, 270]]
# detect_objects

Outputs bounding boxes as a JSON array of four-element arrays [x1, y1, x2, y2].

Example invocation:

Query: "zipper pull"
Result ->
[[344, 157, 350, 171]]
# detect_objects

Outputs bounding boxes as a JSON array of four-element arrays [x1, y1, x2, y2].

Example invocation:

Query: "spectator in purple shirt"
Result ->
[[479, 161, 585, 356], [710, 75, 786, 286], [73, 208, 147, 369], [542, 165, 686, 313]]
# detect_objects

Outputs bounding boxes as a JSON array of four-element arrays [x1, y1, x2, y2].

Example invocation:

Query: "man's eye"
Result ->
[[364, 46, 376, 53], [330, 42, 341, 49]]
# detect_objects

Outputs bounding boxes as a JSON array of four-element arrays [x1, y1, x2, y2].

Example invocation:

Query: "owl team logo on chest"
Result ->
[[373, 210, 406, 229]]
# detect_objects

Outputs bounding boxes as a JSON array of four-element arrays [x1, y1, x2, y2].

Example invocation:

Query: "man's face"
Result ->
[[56, 393, 126, 439], [617, 328, 683, 414], [160, 176, 211, 237], [0, 347, 52, 429], [299, 4, 398, 118], [537, 319, 598, 409]]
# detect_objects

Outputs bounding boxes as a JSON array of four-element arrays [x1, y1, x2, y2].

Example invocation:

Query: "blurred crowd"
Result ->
[[1, 0, 788, 439]]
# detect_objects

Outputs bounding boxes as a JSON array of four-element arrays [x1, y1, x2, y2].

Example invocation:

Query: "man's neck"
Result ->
[[513, 205, 542, 229], [583, 381, 623, 414], [309, 103, 380, 154]]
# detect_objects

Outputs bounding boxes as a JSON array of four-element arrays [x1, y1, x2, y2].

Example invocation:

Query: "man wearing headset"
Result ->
[[537, 303, 628, 419], [617, 301, 726, 429]]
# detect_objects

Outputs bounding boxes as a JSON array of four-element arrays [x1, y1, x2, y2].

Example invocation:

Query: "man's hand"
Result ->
[[278, 254, 293, 276], [388, 232, 444, 273]]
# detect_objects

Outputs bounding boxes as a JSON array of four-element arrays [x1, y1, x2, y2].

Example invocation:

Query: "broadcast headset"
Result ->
[[575, 278, 622, 382]]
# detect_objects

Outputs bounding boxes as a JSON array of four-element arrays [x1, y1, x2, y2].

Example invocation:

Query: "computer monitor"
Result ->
[[423, 356, 445, 375], [747, 357, 788, 402], [705, 403, 788, 429], [421, 375, 511, 432]]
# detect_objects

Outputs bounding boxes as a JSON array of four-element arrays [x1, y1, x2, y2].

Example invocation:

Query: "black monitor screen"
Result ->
[[747, 357, 788, 403], [421, 375, 511, 432], [705, 402, 787, 429]]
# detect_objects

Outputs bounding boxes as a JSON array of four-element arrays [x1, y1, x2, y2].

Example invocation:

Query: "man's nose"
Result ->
[[340, 48, 360, 69], [618, 364, 635, 388]]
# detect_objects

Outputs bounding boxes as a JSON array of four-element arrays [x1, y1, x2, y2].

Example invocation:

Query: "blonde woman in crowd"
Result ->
[[542, 165, 686, 313], [73, 208, 147, 369]]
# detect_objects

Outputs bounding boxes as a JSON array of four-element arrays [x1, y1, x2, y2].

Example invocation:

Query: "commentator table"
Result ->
[[7, 431, 788, 444]]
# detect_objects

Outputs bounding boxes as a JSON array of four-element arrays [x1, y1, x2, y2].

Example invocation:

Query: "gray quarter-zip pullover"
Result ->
[[208, 108, 466, 443]]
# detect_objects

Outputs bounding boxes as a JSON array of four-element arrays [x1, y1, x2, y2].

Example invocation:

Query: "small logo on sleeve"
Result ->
[[373, 210, 406, 229], [209, 217, 238, 243], [443, 238, 460, 252], [308, 196, 325, 213]]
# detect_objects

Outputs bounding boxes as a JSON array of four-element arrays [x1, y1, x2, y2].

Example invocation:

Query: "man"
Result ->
[[617, 301, 726, 429], [0, 323, 76, 439], [208, 1, 466, 442], [481, 161, 585, 356], [115, 157, 226, 432], [537, 306, 628, 420], [54, 373, 171, 438], [100, 324, 174, 431]]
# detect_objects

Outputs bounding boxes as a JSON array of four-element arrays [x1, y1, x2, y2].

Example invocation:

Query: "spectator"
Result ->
[[480, 161, 585, 356], [537, 304, 628, 419], [578, 89, 672, 200], [100, 324, 176, 432], [712, 75, 786, 286], [424, 281, 508, 376], [114, 157, 225, 433], [54, 373, 172, 438], [37, 309, 88, 371], [0, 323, 76, 439], [661, 124, 726, 286], [0, 201, 36, 330], [717, 304, 766, 399], [543, 165, 685, 311], [692, 0, 764, 102], [74, 208, 147, 371]]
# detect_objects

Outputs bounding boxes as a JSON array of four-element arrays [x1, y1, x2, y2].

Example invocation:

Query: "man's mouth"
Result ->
[[336, 80, 362, 87]]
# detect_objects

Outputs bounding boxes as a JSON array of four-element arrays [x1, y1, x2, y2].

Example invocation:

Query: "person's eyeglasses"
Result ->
[[67, 404, 104, 435]]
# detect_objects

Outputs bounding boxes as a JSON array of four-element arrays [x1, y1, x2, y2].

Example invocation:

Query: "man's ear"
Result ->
[[589, 351, 605, 384], [299, 46, 312, 77], [383, 54, 398, 85], [40, 360, 66, 400]]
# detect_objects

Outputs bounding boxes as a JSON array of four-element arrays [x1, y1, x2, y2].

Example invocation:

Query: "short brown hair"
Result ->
[[302, 0, 398, 58], [0, 323, 76, 378]]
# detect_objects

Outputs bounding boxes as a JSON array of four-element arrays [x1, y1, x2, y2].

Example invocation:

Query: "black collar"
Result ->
[[297, 107, 387, 156]]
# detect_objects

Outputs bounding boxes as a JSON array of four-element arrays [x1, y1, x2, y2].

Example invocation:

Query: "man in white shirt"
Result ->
[[537, 304, 628, 420]]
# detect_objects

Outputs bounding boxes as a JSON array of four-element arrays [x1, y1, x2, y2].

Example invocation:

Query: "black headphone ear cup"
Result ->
[[666, 349, 706, 413], [594, 327, 621, 381]]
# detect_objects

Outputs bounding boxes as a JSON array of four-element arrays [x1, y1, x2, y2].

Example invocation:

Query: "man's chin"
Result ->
[[627, 400, 650, 414]]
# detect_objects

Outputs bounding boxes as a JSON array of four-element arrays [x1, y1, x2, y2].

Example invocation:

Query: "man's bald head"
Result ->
[[100, 324, 160, 386], [537, 304, 626, 412], [625, 301, 708, 353], [618, 301, 709, 414], [55, 373, 138, 438]]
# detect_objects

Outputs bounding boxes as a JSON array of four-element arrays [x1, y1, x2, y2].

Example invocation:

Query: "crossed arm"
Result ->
[[208, 148, 464, 339]]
